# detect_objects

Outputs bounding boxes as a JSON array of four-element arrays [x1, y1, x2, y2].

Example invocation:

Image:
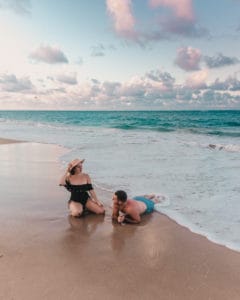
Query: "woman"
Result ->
[[59, 158, 105, 217]]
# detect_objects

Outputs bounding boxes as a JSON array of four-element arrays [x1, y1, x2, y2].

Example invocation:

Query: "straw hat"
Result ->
[[69, 158, 85, 171]]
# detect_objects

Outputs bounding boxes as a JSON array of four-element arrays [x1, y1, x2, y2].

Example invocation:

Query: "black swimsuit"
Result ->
[[64, 180, 93, 209]]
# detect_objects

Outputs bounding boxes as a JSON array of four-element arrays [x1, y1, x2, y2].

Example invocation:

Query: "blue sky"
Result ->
[[0, 0, 240, 110]]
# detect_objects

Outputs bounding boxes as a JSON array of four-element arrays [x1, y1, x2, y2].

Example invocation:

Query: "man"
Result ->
[[112, 190, 159, 224]]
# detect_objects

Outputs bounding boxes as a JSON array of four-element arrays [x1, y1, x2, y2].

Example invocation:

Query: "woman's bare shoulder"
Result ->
[[82, 172, 90, 177], [81, 173, 91, 180]]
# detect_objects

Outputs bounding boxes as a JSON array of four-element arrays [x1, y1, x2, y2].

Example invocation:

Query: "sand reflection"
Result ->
[[67, 214, 105, 236]]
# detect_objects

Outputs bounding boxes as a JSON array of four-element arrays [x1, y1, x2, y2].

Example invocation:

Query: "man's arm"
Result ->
[[121, 209, 141, 224], [112, 202, 120, 221]]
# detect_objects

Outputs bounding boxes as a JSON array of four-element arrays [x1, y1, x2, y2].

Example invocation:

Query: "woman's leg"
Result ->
[[85, 199, 105, 215], [69, 201, 83, 217]]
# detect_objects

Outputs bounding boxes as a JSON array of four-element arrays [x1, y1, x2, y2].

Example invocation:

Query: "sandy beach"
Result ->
[[0, 138, 240, 300]]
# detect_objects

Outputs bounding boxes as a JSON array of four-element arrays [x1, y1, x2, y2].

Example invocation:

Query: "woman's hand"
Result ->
[[96, 200, 103, 207], [67, 163, 72, 173], [91, 198, 103, 207]]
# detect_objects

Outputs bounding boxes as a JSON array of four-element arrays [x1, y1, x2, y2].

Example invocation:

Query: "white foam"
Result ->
[[153, 194, 171, 208], [1, 118, 240, 252], [207, 143, 240, 152]]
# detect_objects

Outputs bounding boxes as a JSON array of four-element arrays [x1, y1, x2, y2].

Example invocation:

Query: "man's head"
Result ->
[[113, 190, 128, 205]]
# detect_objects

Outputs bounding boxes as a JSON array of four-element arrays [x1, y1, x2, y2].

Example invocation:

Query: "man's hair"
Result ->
[[115, 190, 127, 202]]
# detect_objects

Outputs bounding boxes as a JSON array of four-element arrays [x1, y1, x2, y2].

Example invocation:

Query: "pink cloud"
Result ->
[[175, 47, 202, 71], [106, 0, 206, 42], [186, 69, 208, 89], [106, 0, 136, 38], [149, 0, 194, 21]]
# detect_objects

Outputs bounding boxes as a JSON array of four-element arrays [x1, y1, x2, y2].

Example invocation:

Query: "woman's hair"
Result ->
[[115, 190, 127, 202], [70, 166, 77, 175]]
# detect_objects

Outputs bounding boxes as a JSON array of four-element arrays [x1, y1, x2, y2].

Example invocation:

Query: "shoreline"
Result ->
[[155, 207, 240, 253], [0, 137, 240, 299], [0, 137, 26, 144], [1, 136, 240, 254]]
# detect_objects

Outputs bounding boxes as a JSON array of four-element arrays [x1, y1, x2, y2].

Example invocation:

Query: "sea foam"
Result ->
[[0, 110, 239, 252]]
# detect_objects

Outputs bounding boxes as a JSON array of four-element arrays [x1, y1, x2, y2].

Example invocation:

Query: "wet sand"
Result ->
[[0, 137, 24, 144], [0, 138, 240, 300]]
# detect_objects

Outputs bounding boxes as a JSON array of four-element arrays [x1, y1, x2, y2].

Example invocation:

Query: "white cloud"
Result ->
[[106, 0, 136, 38], [185, 69, 208, 89], [56, 73, 78, 85], [0, 73, 34, 92], [29, 45, 68, 64], [1, 68, 240, 110], [149, 0, 194, 21]]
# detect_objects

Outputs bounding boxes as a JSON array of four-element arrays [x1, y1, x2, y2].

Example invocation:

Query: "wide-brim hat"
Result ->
[[69, 158, 85, 171]]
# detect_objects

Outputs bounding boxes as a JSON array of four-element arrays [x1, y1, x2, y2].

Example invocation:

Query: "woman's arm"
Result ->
[[59, 164, 71, 186], [86, 174, 103, 207]]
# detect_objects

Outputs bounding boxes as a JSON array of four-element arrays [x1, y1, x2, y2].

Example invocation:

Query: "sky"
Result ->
[[0, 0, 240, 110]]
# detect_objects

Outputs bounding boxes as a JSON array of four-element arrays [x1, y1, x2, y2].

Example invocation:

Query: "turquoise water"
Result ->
[[0, 110, 240, 251], [0, 110, 240, 137]]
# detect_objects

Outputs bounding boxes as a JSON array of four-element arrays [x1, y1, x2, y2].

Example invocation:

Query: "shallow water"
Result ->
[[0, 110, 240, 251]]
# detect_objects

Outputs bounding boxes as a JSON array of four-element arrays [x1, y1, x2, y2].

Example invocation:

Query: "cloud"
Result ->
[[100, 70, 176, 106], [149, 0, 208, 38], [0, 0, 31, 15], [1, 68, 240, 110], [145, 70, 175, 88], [91, 43, 116, 57], [86, 72, 239, 109], [106, 0, 208, 43], [56, 73, 78, 85], [91, 44, 105, 57], [0, 73, 34, 92], [197, 90, 240, 108], [204, 53, 240, 69], [29, 45, 68, 64], [157, 17, 208, 38], [149, 0, 194, 21], [91, 78, 100, 84], [175, 47, 202, 71], [106, 0, 136, 39], [102, 81, 121, 96], [210, 77, 240, 91], [185, 69, 208, 89]]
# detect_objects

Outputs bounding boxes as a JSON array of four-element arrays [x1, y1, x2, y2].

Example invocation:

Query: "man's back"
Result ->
[[124, 199, 147, 215]]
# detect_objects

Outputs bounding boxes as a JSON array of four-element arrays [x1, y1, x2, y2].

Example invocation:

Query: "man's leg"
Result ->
[[143, 194, 161, 203]]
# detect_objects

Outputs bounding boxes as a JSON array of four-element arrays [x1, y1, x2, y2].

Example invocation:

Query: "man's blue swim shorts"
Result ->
[[133, 196, 155, 214]]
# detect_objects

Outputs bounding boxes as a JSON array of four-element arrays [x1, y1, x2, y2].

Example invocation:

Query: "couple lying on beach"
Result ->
[[59, 158, 159, 224]]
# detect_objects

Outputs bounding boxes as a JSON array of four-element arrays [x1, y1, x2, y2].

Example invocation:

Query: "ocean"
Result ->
[[0, 110, 240, 251]]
